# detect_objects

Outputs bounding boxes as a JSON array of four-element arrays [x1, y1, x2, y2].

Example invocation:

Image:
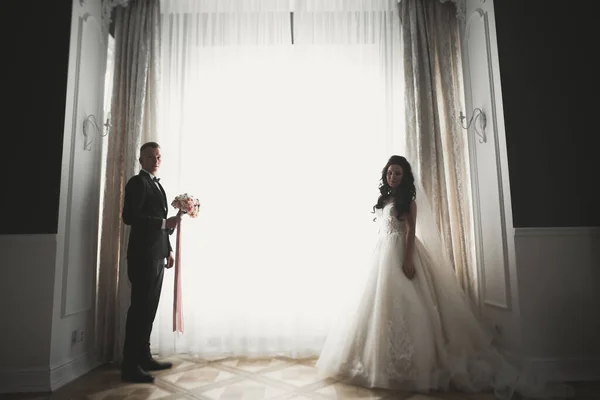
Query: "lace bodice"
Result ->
[[376, 202, 406, 235]]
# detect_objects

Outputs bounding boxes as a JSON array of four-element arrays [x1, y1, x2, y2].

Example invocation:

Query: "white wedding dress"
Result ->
[[316, 201, 572, 399]]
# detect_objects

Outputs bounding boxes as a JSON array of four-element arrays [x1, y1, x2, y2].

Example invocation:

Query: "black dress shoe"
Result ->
[[121, 365, 155, 383], [140, 358, 173, 371]]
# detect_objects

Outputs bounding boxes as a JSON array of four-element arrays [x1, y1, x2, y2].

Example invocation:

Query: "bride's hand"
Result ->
[[402, 262, 416, 280]]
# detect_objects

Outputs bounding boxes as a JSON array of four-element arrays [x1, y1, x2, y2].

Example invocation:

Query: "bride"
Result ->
[[316, 155, 572, 399]]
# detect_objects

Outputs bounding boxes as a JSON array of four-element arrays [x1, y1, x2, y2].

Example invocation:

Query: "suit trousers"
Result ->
[[122, 257, 165, 365]]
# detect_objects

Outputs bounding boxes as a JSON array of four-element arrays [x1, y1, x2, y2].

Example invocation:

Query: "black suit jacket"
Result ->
[[122, 170, 174, 260]]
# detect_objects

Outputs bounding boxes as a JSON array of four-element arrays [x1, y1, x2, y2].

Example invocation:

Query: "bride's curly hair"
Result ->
[[372, 155, 416, 220]]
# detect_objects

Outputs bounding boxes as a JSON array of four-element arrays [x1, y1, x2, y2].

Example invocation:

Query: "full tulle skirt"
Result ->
[[316, 232, 573, 399]]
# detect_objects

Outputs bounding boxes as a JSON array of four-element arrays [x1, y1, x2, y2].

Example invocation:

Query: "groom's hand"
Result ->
[[166, 252, 175, 269], [166, 215, 181, 229]]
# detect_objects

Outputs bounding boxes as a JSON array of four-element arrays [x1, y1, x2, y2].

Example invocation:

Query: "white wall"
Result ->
[[49, 0, 106, 391], [462, 0, 600, 382], [515, 227, 600, 381], [0, 0, 108, 393], [462, 0, 524, 356], [0, 235, 56, 391]]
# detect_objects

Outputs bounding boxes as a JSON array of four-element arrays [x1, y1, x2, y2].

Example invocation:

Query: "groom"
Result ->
[[121, 142, 181, 383]]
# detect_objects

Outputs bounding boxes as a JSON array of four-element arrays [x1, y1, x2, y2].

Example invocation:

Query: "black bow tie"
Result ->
[[153, 177, 160, 183]]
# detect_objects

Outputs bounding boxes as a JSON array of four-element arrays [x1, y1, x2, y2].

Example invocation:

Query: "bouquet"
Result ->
[[171, 193, 200, 218], [170, 193, 200, 334]]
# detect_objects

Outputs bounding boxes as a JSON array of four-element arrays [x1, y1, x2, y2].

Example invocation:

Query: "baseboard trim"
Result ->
[[0, 364, 52, 394], [50, 350, 101, 391], [0, 351, 101, 394], [522, 356, 600, 382]]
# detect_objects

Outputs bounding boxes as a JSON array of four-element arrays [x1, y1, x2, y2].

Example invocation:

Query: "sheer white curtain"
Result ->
[[153, 0, 404, 358]]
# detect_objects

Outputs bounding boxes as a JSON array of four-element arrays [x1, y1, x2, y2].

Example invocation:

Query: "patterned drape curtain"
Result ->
[[400, 0, 478, 303], [96, 0, 161, 363]]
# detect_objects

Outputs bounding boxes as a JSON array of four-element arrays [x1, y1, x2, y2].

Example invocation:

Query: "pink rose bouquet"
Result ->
[[171, 193, 200, 218], [170, 193, 200, 334]]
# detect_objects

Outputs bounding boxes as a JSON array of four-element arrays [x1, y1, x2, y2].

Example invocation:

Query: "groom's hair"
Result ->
[[140, 141, 160, 156]]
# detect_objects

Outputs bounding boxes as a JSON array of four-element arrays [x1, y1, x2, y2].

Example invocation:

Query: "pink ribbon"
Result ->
[[173, 219, 184, 333]]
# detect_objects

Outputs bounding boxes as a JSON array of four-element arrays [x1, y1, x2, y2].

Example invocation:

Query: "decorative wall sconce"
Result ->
[[459, 108, 487, 144], [82, 113, 112, 151]]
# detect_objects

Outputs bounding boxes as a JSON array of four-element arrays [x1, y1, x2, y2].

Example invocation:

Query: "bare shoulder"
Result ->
[[410, 199, 417, 213]]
